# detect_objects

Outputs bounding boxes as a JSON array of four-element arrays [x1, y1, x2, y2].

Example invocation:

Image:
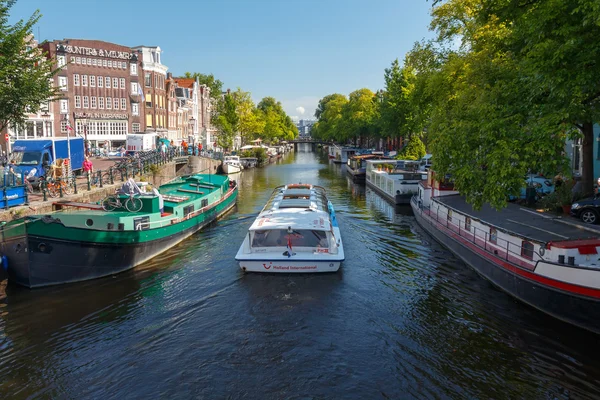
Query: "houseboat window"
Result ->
[[447, 209, 452, 222], [133, 216, 150, 231], [490, 228, 497, 244], [184, 205, 194, 216], [201, 199, 208, 208], [521, 241, 534, 260], [464, 217, 471, 232], [252, 229, 327, 247]]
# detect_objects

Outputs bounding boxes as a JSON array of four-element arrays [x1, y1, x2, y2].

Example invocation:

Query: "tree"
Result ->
[[340, 88, 378, 146], [256, 97, 297, 143], [312, 94, 348, 142], [405, 0, 600, 209], [183, 72, 223, 101], [397, 136, 426, 160], [0, 1, 59, 133], [213, 92, 238, 150], [233, 89, 264, 145], [379, 59, 418, 141]]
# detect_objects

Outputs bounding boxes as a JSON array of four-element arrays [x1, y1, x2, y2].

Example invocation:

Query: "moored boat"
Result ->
[[0, 174, 238, 288], [366, 159, 427, 205], [411, 171, 600, 334], [347, 152, 391, 182], [235, 183, 344, 273], [222, 155, 243, 174]]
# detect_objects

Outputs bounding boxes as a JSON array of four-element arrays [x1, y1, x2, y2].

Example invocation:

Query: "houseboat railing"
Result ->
[[411, 196, 537, 266]]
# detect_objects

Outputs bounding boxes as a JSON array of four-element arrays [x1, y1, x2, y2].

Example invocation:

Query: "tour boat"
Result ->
[[411, 171, 600, 334], [0, 174, 237, 288], [235, 183, 344, 273], [222, 155, 243, 174], [366, 159, 427, 205]]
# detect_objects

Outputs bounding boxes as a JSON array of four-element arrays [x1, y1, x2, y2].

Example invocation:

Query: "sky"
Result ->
[[9, 0, 435, 120]]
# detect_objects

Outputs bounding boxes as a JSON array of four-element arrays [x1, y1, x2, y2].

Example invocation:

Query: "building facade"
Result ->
[[132, 46, 169, 141], [39, 39, 145, 151], [174, 78, 199, 146]]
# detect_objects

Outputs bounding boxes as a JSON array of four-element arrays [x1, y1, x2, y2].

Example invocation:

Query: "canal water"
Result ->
[[1, 147, 600, 399]]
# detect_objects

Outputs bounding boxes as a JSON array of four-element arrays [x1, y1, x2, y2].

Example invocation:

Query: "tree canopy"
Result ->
[[0, 1, 59, 133], [183, 72, 223, 101]]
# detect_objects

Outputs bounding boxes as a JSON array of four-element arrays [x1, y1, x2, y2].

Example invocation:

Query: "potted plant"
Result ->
[[555, 178, 575, 214]]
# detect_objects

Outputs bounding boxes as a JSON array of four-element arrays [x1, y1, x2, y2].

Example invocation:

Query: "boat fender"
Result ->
[[1, 255, 7, 271]]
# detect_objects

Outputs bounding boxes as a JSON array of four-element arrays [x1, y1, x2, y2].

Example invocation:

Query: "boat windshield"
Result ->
[[252, 229, 328, 248]]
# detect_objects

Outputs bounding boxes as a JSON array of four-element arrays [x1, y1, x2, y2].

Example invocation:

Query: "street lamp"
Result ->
[[77, 113, 89, 156]]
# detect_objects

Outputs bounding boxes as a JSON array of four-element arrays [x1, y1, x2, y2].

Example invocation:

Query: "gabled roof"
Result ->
[[174, 78, 195, 88]]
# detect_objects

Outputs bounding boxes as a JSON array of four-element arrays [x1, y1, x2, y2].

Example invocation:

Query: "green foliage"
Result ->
[[340, 88, 379, 145], [256, 97, 297, 143], [379, 59, 418, 140], [396, 136, 426, 160], [213, 93, 238, 150], [311, 94, 347, 142], [241, 147, 267, 165], [0, 1, 60, 132], [183, 72, 223, 101]]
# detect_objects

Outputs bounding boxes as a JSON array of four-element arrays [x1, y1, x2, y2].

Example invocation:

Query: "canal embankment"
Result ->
[[0, 156, 220, 222]]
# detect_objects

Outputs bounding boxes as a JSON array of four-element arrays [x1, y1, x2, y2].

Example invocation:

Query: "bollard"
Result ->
[[87, 171, 91, 191], [58, 178, 63, 198], [42, 180, 47, 202], [120, 168, 124, 182], [98, 170, 103, 188], [109, 168, 114, 184], [73, 176, 78, 194]]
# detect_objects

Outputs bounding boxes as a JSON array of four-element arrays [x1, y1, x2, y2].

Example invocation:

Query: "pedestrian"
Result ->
[[83, 156, 93, 175]]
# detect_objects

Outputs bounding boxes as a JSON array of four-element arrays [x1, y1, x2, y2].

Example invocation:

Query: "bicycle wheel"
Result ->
[[47, 183, 59, 198], [101, 173, 112, 185], [62, 181, 74, 195], [102, 196, 118, 211], [25, 181, 33, 194], [125, 196, 143, 212]]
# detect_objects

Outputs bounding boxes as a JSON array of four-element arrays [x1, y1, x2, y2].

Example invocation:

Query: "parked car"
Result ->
[[509, 174, 555, 201], [570, 194, 600, 224]]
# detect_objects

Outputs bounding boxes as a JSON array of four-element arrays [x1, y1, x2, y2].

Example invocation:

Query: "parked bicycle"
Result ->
[[101, 189, 143, 212]]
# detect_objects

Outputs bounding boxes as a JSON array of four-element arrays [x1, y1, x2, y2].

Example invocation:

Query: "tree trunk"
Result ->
[[581, 121, 595, 196]]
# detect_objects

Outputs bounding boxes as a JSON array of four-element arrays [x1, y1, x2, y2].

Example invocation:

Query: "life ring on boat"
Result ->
[[287, 183, 311, 189]]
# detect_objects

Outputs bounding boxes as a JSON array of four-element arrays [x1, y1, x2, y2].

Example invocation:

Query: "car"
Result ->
[[508, 174, 555, 201], [570, 194, 600, 224]]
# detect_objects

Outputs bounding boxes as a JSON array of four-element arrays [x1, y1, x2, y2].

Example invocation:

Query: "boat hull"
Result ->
[[239, 259, 341, 273], [411, 199, 600, 334], [366, 180, 413, 205], [223, 164, 242, 174], [5, 188, 237, 288]]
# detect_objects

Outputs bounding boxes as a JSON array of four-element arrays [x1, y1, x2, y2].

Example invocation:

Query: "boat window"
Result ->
[[464, 217, 471, 232], [252, 229, 327, 247], [447, 209, 452, 223], [521, 241, 534, 260], [134, 216, 150, 231], [184, 205, 194, 216]]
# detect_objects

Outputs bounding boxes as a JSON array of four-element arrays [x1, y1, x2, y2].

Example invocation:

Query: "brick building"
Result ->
[[39, 39, 145, 151], [132, 46, 169, 141]]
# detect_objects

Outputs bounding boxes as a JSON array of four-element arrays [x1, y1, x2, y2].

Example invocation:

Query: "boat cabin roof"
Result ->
[[224, 155, 240, 161]]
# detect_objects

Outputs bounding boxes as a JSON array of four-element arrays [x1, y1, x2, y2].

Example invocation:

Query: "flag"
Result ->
[[66, 121, 73, 131], [287, 236, 293, 258], [138, 83, 144, 98]]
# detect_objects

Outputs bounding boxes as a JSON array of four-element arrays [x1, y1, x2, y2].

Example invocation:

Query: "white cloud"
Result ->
[[295, 106, 305, 115], [281, 96, 320, 120]]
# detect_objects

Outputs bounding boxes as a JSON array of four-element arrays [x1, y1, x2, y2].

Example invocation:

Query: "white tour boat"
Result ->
[[222, 155, 243, 174], [235, 183, 344, 273]]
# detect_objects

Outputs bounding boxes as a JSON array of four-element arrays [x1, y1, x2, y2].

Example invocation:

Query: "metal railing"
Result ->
[[412, 196, 538, 266]]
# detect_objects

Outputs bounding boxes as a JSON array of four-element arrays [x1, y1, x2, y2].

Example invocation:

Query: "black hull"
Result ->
[[412, 202, 600, 334], [6, 202, 236, 288]]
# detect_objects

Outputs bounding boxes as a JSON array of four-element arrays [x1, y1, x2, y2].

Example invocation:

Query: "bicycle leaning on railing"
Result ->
[[101, 189, 143, 212]]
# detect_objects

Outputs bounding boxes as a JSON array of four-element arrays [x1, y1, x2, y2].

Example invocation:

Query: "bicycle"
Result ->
[[101, 190, 143, 212]]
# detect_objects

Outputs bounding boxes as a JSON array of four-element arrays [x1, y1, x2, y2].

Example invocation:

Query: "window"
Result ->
[[105, 77, 111, 88], [98, 76, 103, 87], [98, 97, 104, 109], [90, 75, 95, 87], [145, 73, 151, 87], [58, 76, 67, 91], [120, 78, 125, 89], [107, 60, 112, 68], [155, 75, 158, 88], [132, 103, 139, 116], [112, 78, 118, 88], [489, 228, 497, 244], [131, 82, 138, 94], [102, 59, 107, 67], [81, 75, 88, 86], [130, 63, 137, 75], [521, 241, 534, 260], [121, 98, 126, 110], [464, 217, 471, 232], [106, 97, 112, 109], [73, 74, 80, 86], [92, 59, 97, 66], [132, 123, 140, 133], [146, 114, 152, 127], [76, 57, 81, 64], [113, 98, 119, 109], [61, 120, 68, 133], [91, 96, 97, 108], [60, 99, 68, 113], [83, 96, 89, 108], [145, 93, 152, 108], [75, 96, 81, 108], [57, 55, 66, 67]]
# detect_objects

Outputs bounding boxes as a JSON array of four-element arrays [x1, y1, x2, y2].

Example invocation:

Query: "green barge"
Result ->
[[0, 174, 237, 288]]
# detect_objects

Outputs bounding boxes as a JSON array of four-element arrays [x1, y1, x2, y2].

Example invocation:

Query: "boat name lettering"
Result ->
[[6, 194, 19, 200], [263, 263, 317, 271]]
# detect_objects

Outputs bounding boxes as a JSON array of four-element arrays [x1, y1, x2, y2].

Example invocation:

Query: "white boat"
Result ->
[[235, 183, 344, 273], [365, 159, 427, 204], [222, 155, 243, 174]]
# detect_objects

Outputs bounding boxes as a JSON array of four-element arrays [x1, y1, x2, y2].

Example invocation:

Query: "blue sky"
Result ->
[[9, 0, 434, 119]]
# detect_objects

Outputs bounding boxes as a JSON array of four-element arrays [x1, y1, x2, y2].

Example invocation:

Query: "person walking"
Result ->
[[83, 156, 94, 175]]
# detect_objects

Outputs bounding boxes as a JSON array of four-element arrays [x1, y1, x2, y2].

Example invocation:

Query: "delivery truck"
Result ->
[[126, 133, 157, 155], [10, 137, 85, 183]]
